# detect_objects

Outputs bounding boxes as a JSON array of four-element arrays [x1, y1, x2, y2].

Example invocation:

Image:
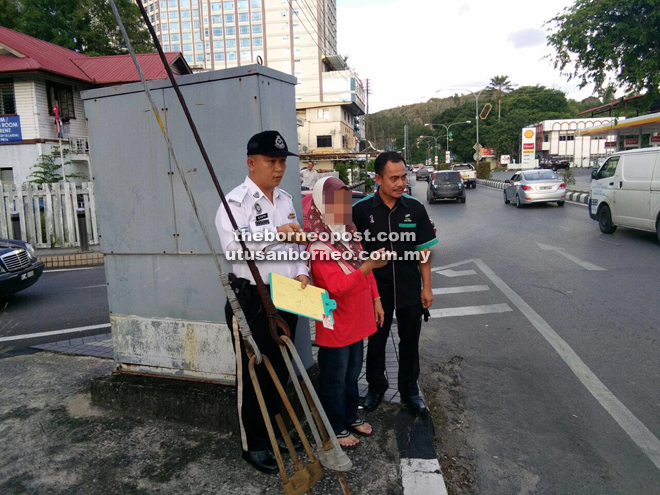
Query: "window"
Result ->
[[162, 22, 168, 31], [317, 135, 332, 148], [170, 22, 179, 31], [183, 43, 193, 52], [543, 133, 549, 142], [171, 33, 180, 41], [251, 0, 261, 7], [253, 36, 262, 46], [240, 38, 250, 47], [252, 12, 262, 21], [240, 50, 251, 60], [0, 78, 16, 115], [181, 9, 191, 18], [252, 24, 262, 34], [225, 14, 234, 23], [238, 13, 249, 22], [317, 108, 329, 119], [559, 131, 575, 142], [227, 51, 237, 60], [226, 39, 236, 48], [196, 42, 203, 51], [224, 1, 234, 10], [195, 32, 202, 40], [168, 0, 177, 6], [169, 10, 178, 19], [160, 1, 167, 8], [182, 21, 191, 29], [214, 40, 224, 49], [180, 0, 190, 6], [183, 32, 192, 40], [215, 52, 225, 61], [213, 28, 223, 36], [46, 81, 75, 119], [225, 26, 235, 35], [0, 168, 15, 183], [211, 2, 221, 11], [171, 43, 180, 51], [239, 25, 249, 35], [194, 20, 200, 28], [238, 0, 248, 9], [597, 157, 619, 180], [212, 15, 222, 23], [162, 33, 170, 42], [196, 54, 205, 62]]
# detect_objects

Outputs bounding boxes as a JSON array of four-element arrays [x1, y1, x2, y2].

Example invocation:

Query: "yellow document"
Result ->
[[269, 273, 337, 328]]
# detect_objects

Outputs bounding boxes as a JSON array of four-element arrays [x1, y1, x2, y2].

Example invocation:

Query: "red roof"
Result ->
[[0, 26, 190, 84]]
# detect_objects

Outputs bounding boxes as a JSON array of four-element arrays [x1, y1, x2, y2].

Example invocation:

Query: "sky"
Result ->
[[335, 0, 596, 113]]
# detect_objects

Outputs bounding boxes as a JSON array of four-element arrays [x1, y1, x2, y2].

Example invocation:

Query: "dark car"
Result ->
[[416, 166, 434, 182], [539, 156, 570, 171], [427, 171, 466, 204], [0, 238, 45, 298]]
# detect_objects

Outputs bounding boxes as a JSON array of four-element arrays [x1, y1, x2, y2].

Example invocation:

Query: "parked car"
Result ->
[[503, 170, 566, 208], [450, 164, 477, 188], [539, 155, 570, 171], [416, 167, 433, 181], [589, 148, 660, 242], [427, 171, 466, 204], [0, 238, 45, 298]]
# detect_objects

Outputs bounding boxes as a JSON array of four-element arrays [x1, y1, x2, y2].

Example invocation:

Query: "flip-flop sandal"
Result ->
[[336, 429, 360, 449], [348, 419, 373, 437]]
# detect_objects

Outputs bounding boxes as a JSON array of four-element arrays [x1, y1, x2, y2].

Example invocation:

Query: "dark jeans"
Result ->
[[225, 294, 298, 452], [317, 340, 364, 435], [366, 298, 423, 399]]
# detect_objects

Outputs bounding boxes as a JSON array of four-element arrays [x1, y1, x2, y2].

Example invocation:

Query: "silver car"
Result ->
[[503, 170, 566, 208]]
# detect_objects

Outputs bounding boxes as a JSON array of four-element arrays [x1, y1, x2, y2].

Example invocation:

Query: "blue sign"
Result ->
[[0, 116, 22, 143]]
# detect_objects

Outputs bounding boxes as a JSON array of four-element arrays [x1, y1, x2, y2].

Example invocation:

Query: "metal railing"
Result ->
[[69, 136, 90, 155]]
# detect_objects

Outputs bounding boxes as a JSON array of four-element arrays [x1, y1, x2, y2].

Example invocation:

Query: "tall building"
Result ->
[[144, 0, 365, 161]]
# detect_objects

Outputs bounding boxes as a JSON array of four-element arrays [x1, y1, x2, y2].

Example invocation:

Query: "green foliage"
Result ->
[[436, 163, 450, 171], [476, 163, 491, 180], [366, 159, 375, 172], [334, 163, 350, 186], [560, 168, 576, 186], [28, 146, 87, 184], [547, 0, 660, 105], [0, 0, 153, 56]]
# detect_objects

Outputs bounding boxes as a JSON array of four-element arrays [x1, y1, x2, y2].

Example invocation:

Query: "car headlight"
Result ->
[[26, 243, 36, 260]]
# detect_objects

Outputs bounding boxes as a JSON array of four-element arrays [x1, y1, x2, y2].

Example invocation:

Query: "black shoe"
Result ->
[[363, 391, 384, 412], [403, 395, 427, 415], [241, 449, 279, 474], [276, 433, 304, 453]]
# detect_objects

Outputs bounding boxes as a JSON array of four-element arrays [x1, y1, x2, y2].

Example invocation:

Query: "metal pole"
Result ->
[[76, 208, 89, 252], [10, 211, 20, 241], [59, 138, 66, 182], [476, 93, 480, 150]]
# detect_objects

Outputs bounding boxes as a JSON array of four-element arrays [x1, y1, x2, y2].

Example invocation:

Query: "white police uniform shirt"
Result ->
[[216, 176, 308, 284]]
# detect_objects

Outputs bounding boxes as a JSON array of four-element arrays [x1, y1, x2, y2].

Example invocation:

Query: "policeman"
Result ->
[[216, 130, 309, 473], [353, 151, 437, 414]]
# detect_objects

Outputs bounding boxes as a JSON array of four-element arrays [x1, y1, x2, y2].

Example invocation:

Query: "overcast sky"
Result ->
[[336, 0, 596, 113]]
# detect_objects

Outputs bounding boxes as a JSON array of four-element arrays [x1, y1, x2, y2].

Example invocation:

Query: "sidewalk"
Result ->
[[35, 245, 103, 269], [2, 326, 447, 494]]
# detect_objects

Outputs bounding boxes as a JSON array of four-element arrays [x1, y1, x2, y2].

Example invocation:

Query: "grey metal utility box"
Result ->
[[82, 65, 312, 383]]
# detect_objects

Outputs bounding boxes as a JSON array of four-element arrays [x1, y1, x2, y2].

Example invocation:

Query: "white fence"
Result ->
[[0, 182, 99, 249]]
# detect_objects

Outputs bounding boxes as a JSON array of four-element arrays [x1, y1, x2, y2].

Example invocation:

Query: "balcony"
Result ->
[[68, 136, 89, 156]]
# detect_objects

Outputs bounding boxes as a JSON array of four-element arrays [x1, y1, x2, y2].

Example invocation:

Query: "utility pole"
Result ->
[[365, 78, 371, 146], [404, 124, 408, 162]]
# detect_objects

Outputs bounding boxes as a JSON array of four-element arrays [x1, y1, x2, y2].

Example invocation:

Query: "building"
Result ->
[[0, 27, 191, 184], [536, 118, 620, 168], [145, 0, 366, 170]]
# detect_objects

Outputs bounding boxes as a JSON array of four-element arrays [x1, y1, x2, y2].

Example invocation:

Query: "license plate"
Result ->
[[540, 186, 553, 190], [21, 271, 34, 281]]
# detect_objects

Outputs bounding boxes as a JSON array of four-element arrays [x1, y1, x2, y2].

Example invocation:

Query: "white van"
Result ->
[[589, 148, 660, 243]]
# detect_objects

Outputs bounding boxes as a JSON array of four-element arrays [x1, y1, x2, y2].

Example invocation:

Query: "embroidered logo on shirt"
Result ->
[[255, 203, 262, 213], [403, 213, 413, 222], [370, 215, 374, 224], [253, 192, 260, 198], [288, 213, 296, 219]]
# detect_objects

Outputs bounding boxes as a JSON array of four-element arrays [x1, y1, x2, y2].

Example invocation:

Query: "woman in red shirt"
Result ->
[[308, 177, 387, 448]]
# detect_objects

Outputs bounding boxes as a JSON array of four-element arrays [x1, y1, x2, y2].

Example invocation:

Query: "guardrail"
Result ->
[[476, 179, 591, 205]]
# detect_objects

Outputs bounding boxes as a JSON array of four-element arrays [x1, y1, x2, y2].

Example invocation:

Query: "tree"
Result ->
[[28, 147, 87, 184], [547, 0, 660, 106], [487, 75, 514, 120], [0, 0, 152, 56]]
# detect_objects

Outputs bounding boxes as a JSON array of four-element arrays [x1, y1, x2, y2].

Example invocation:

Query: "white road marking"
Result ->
[[75, 284, 107, 289], [536, 242, 607, 271], [401, 458, 448, 495], [0, 323, 111, 343], [434, 269, 477, 278], [44, 267, 103, 273], [429, 303, 512, 318], [432, 259, 476, 272], [474, 258, 660, 471], [432, 285, 490, 295]]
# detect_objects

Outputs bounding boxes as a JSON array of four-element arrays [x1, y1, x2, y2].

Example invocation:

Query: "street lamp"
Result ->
[[419, 135, 443, 167], [423, 120, 471, 162], [436, 87, 488, 150]]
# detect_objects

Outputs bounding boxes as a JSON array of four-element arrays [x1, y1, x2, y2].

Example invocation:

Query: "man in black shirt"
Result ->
[[353, 151, 437, 414]]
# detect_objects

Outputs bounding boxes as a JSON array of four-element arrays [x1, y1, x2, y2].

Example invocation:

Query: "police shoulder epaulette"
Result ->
[[226, 184, 249, 206], [277, 188, 293, 200]]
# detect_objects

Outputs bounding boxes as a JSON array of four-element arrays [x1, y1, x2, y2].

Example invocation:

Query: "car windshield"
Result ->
[[434, 172, 461, 183], [524, 171, 559, 181], [453, 165, 472, 170]]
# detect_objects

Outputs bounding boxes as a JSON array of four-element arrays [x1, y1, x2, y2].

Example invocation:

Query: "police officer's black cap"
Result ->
[[247, 130, 298, 157]]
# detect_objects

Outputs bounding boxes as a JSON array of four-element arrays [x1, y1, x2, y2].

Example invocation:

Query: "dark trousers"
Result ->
[[225, 295, 297, 452], [317, 340, 364, 435], [366, 297, 423, 399]]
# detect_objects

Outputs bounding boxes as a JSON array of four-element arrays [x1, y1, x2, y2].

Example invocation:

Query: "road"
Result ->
[[410, 177, 660, 494], [0, 266, 109, 348]]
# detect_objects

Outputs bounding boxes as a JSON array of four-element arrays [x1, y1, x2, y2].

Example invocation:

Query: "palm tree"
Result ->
[[487, 75, 514, 120]]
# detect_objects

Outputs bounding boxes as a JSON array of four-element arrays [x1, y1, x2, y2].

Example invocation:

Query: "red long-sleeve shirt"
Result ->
[[310, 253, 379, 347]]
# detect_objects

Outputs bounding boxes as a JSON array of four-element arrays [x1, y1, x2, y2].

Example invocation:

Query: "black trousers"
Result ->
[[225, 293, 297, 452], [365, 293, 423, 399]]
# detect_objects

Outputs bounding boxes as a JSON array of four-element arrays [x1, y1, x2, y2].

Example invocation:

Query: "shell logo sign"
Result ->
[[521, 127, 537, 169], [524, 129, 534, 139]]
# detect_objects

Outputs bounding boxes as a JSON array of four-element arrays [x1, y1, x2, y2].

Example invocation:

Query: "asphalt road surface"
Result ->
[[410, 176, 660, 494], [0, 266, 109, 348]]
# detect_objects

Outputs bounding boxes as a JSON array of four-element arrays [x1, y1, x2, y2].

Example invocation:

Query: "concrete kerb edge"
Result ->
[[38, 253, 105, 269], [476, 179, 590, 205]]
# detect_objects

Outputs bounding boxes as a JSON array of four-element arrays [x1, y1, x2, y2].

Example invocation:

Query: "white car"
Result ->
[[589, 148, 660, 242]]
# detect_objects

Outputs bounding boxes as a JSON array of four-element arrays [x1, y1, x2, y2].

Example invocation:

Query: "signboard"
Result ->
[[473, 143, 482, 151], [624, 137, 639, 148], [480, 147, 495, 157], [650, 135, 660, 145], [500, 155, 511, 166], [473, 153, 482, 161], [521, 127, 536, 170], [0, 116, 22, 143], [605, 141, 617, 148], [445, 151, 451, 164], [434, 155, 438, 165]]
